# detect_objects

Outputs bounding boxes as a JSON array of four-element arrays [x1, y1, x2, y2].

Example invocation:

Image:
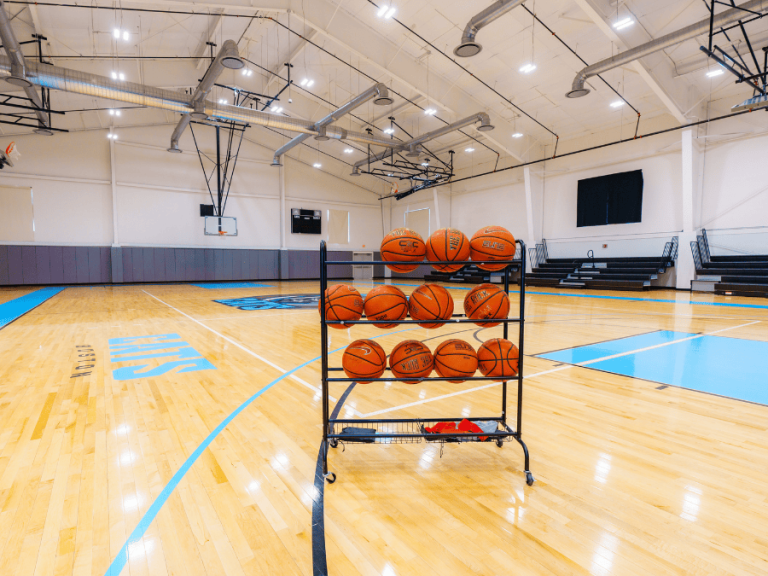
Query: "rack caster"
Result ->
[[496, 439, 504, 448], [525, 471, 534, 486], [324, 472, 336, 484], [329, 439, 339, 449]]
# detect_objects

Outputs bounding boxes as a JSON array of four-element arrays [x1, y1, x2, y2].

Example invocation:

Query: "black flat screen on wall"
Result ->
[[291, 208, 322, 234], [577, 169, 643, 227]]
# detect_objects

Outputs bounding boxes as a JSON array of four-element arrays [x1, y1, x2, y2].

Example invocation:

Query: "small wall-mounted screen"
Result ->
[[577, 170, 643, 227], [291, 208, 322, 234]]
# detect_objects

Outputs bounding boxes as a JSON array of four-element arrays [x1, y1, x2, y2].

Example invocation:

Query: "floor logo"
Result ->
[[214, 294, 319, 311], [108, 333, 216, 381]]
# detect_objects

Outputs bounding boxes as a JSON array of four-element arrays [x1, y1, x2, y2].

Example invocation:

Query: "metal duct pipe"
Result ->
[[271, 82, 391, 166], [0, 55, 398, 148], [454, 0, 526, 58], [567, 0, 768, 97], [0, 0, 50, 132], [353, 112, 494, 170], [168, 39, 243, 152]]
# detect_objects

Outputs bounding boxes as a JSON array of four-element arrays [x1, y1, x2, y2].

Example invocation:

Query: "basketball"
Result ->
[[434, 339, 478, 383], [320, 284, 363, 329], [425, 228, 470, 273], [363, 285, 408, 328], [469, 226, 516, 271], [477, 338, 519, 378], [464, 284, 510, 327], [380, 227, 426, 273], [389, 340, 433, 384], [342, 340, 387, 384], [408, 284, 454, 329]]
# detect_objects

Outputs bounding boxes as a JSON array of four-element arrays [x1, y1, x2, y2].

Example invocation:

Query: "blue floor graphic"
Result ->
[[540, 330, 768, 405], [192, 282, 271, 289], [0, 287, 66, 330]]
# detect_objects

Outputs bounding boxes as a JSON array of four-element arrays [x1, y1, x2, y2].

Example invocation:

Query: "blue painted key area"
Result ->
[[193, 282, 271, 289], [540, 330, 768, 405], [0, 287, 65, 330]]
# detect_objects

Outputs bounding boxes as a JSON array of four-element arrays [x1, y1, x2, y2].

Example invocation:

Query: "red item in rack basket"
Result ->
[[424, 419, 487, 441]]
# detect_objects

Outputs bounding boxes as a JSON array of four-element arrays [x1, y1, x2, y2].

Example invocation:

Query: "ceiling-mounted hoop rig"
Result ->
[[365, 150, 455, 201], [699, 0, 768, 111]]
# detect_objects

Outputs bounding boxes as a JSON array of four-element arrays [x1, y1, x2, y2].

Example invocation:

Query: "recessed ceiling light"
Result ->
[[424, 108, 437, 115], [113, 28, 120, 39], [111, 71, 125, 81], [300, 78, 308, 86], [377, 5, 396, 18], [271, 105, 283, 113], [610, 100, 625, 108], [313, 163, 322, 168], [706, 69, 724, 78], [376, 5, 388, 17], [218, 99, 227, 104], [385, 7, 396, 18], [512, 132, 523, 138], [519, 64, 536, 74], [107, 133, 118, 140], [123, 31, 129, 41], [242, 69, 253, 76], [383, 127, 394, 134], [421, 162, 429, 166], [465, 147, 475, 152], [109, 109, 114, 116], [613, 18, 634, 30], [344, 148, 353, 154]]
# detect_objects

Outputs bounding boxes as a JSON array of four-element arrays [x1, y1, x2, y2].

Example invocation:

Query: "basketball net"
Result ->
[[390, 182, 399, 196], [5, 142, 20, 162]]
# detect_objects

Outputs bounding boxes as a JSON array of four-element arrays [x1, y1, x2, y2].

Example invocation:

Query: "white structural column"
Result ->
[[432, 188, 441, 230], [678, 129, 698, 289], [524, 166, 542, 271], [110, 131, 119, 246], [279, 162, 286, 249]]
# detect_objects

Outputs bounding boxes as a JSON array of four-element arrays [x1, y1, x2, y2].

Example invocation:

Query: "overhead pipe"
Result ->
[[168, 39, 243, 152], [0, 0, 51, 133], [567, 0, 768, 98], [352, 112, 494, 173], [454, 0, 526, 58], [0, 55, 399, 148], [271, 83, 392, 166]]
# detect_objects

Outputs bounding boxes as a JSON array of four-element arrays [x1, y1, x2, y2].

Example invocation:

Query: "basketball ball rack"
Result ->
[[319, 239, 533, 486]]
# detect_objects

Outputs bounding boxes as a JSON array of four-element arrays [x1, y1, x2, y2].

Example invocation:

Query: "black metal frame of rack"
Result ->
[[319, 239, 534, 486]]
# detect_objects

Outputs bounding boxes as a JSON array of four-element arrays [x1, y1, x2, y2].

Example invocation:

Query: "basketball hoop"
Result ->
[[218, 230, 228, 236]]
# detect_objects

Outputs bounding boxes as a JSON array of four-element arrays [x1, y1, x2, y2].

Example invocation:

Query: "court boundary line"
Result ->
[[0, 286, 66, 330], [362, 320, 761, 417]]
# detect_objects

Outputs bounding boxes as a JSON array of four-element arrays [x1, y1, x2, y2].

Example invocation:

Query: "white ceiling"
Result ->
[[1, 0, 766, 192]]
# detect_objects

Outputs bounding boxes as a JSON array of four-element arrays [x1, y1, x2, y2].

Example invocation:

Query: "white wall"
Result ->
[[1, 125, 382, 250]]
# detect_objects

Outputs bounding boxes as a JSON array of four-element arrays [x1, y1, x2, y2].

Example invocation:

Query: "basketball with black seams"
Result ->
[[477, 338, 519, 378], [320, 284, 363, 329], [425, 228, 471, 273], [389, 340, 434, 384], [380, 227, 426, 273], [434, 339, 478, 383], [342, 340, 387, 384], [363, 285, 409, 328], [464, 283, 510, 327], [469, 226, 516, 271], [408, 284, 454, 329]]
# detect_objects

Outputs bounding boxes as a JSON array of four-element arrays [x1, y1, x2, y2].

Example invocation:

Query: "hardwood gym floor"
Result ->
[[0, 281, 767, 576]]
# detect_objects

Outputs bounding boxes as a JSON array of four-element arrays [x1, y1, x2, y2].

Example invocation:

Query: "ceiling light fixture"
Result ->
[[300, 78, 308, 86], [111, 71, 125, 81], [706, 68, 724, 78], [271, 105, 283, 113], [610, 100, 625, 108], [377, 4, 396, 18], [123, 31, 129, 41], [218, 99, 227, 104], [107, 133, 118, 140], [241, 69, 253, 77], [613, 17, 634, 30], [465, 147, 475, 152], [421, 162, 429, 167], [424, 108, 437, 115], [113, 28, 120, 39], [344, 148, 353, 154], [519, 63, 536, 74], [383, 127, 394, 134], [511, 132, 523, 138], [313, 163, 322, 168]]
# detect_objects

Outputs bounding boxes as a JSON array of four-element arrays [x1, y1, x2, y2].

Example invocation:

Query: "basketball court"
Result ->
[[2, 1, 768, 575]]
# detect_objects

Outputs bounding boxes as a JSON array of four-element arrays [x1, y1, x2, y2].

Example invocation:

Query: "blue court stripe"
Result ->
[[374, 281, 768, 310], [104, 327, 415, 576], [0, 287, 65, 330]]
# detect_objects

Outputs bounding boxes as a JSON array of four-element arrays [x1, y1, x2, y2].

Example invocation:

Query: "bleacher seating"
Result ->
[[424, 262, 520, 284], [526, 238, 677, 291], [691, 231, 768, 297]]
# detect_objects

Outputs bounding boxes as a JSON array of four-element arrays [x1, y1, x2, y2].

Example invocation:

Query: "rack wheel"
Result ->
[[525, 472, 534, 486], [329, 439, 338, 449], [496, 439, 503, 448], [324, 472, 336, 484]]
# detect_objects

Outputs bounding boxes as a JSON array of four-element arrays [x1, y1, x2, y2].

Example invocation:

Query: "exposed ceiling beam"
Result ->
[[195, 12, 223, 69], [572, 0, 688, 124], [262, 28, 316, 94], [371, 94, 422, 123]]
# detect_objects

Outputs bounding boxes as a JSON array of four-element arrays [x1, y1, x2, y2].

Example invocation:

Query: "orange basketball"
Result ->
[[320, 284, 363, 329], [477, 338, 519, 378], [469, 226, 516, 271], [434, 339, 478, 383], [363, 285, 408, 328], [408, 284, 454, 329], [380, 228, 426, 273], [342, 340, 387, 384], [464, 284, 510, 327], [389, 340, 433, 384], [425, 228, 470, 273]]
